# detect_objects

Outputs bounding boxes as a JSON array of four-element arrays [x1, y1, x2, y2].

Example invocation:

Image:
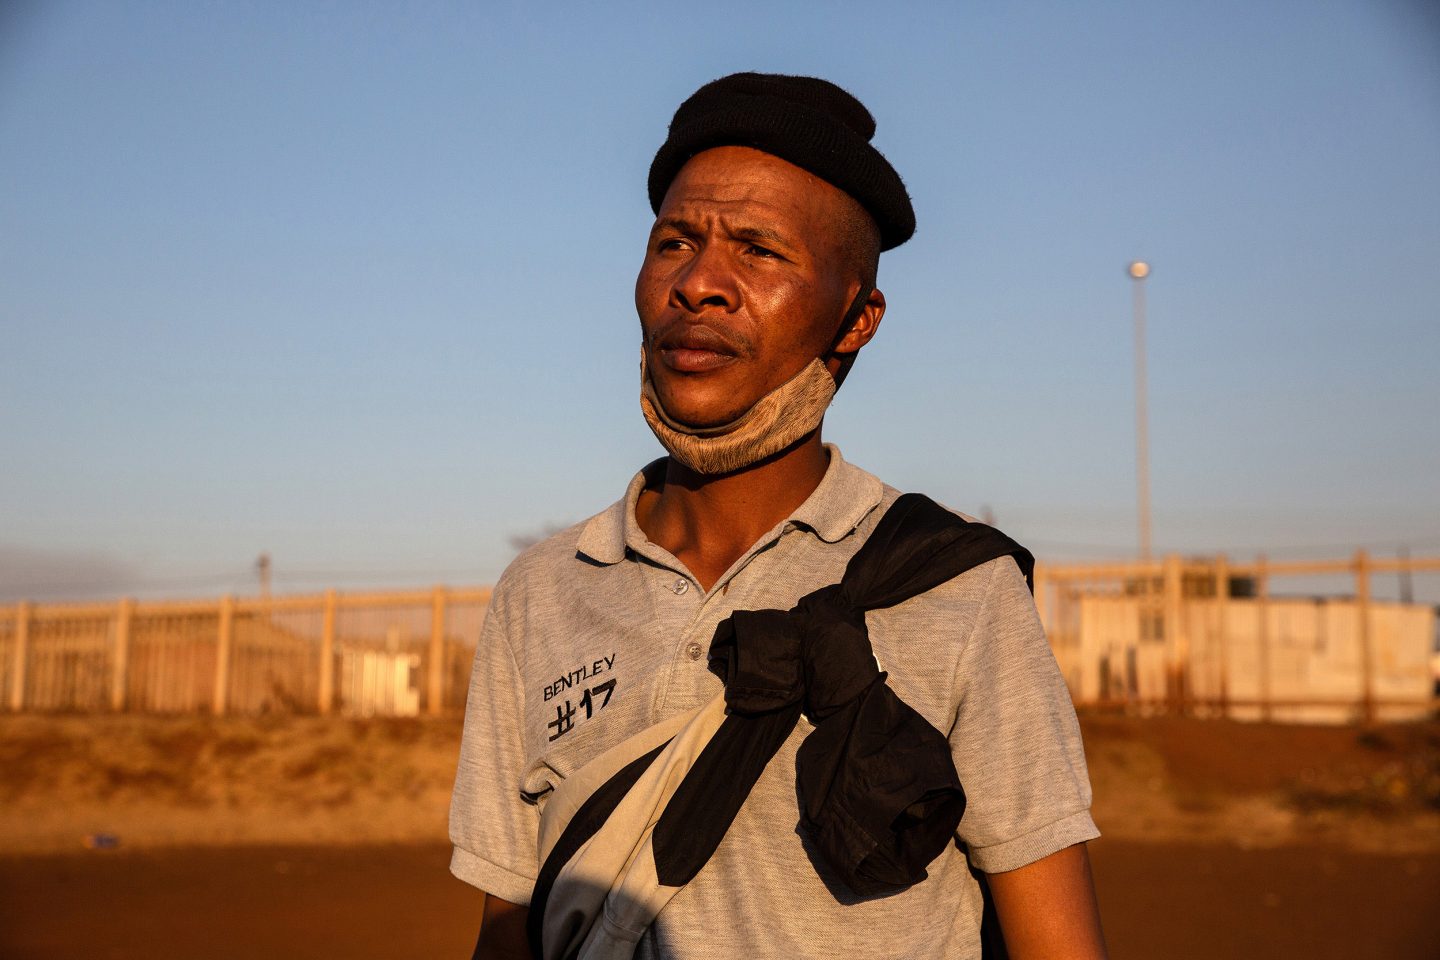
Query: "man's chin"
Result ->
[[664, 408, 745, 431], [655, 390, 751, 431]]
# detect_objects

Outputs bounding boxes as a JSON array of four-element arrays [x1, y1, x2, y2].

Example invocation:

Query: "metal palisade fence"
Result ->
[[0, 587, 490, 717], [2, 550, 1437, 722]]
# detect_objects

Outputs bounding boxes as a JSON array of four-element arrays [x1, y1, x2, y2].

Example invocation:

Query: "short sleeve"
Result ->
[[949, 558, 1099, 874], [449, 583, 542, 904]]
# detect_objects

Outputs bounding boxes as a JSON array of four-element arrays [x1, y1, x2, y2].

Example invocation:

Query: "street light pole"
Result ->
[[1128, 261, 1152, 561]]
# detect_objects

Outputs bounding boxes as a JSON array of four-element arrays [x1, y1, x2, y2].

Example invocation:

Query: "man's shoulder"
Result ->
[[850, 480, 984, 540], [503, 520, 588, 574], [495, 510, 610, 595], [826, 452, 978, 525], [851, 483, 1030, 608]]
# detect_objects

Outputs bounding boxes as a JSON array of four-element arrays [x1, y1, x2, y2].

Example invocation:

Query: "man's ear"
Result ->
[[825, 286, 884, 387], [832, 286, 885, 356]]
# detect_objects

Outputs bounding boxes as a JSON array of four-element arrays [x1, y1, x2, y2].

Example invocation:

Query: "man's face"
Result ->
[[635, 146, 864, 429]]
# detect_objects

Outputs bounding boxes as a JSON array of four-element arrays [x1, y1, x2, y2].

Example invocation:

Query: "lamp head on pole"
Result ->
[[1127, 261, 1150, 280]]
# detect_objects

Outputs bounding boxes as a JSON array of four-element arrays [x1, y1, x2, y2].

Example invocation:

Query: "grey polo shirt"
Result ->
[[450, 446, 1098, 960]]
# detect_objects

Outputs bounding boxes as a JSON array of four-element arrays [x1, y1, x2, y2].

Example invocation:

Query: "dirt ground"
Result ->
[[2, 841, 1437, 960], [1, 711, 1437, 957]]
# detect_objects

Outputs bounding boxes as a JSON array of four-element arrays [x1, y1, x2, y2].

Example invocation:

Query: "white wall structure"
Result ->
[[1038, 553, 1438, 724], [1065, 595, 1434, 723], [341, 649, 421, 718]]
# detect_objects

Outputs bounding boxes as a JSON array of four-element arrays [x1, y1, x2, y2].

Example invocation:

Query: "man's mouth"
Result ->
[[653, 325, 744, 373], [661, 346, 735, 372]]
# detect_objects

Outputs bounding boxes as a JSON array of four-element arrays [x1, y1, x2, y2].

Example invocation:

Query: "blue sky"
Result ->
[[2, 0, 1438, 602]]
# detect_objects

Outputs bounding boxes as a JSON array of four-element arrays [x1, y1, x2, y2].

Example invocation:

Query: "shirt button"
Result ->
[[672, 577, 689, 595], [685, 642, 703, 661]]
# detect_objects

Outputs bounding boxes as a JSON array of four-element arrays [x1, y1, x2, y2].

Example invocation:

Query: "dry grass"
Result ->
[[2, 711, 1437, 856], [0, 713, 461, 853], [1080, 713, 1440, 854]]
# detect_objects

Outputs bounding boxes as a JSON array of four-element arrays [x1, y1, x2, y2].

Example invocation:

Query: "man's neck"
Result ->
[[635, 432, 830, 592]]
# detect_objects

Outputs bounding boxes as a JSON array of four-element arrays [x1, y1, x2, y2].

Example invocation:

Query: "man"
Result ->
[[451, 72, 1107, 959]]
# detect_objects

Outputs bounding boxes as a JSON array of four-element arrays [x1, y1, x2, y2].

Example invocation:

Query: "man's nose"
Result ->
[[671, 244, 737, 313]]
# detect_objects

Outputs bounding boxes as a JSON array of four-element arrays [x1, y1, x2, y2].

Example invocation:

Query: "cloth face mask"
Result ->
[[639, 351, 837, 475]]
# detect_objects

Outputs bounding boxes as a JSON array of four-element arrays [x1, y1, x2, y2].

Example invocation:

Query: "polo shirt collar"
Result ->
[[788, 445, 885, 543], [575, 445, 884, 566]]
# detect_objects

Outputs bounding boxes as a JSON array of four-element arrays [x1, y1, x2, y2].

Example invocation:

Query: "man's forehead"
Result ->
[[657, 146, 848, 220]]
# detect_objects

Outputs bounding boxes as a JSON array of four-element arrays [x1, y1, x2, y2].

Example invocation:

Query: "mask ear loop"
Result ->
[[827, 284, 873, 390]]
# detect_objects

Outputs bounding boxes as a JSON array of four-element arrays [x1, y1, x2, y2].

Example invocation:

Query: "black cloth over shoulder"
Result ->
[[655, 493, 1034, 894]]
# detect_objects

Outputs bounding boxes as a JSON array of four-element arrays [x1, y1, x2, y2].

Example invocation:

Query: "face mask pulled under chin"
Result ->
[[639, 351, 837, 475]]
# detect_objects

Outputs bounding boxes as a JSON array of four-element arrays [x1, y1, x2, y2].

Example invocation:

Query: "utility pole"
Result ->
[[256, 552, 271, 599], [1128, 261, 1152, 561], [1398, 544, 1413, 604]]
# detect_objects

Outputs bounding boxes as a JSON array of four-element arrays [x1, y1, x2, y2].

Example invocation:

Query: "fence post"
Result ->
[[9, 602, 30, 711], [1215, 555, 1230, 718], [214, 594, 234, 716], [428, 586, 447, 715], [1257, 555, 1271, 722], [1163, 553, 1186, 712], [110, 598, 133, 712], [318, 589, 337, 715], [1355, 549, 1374, 724]]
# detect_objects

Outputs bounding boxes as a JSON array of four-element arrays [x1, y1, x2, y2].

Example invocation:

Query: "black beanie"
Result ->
[[648, 72, 915, 251]]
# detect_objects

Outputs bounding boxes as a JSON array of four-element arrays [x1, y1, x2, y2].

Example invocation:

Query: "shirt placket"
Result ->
[[645, 524, 805, 719]]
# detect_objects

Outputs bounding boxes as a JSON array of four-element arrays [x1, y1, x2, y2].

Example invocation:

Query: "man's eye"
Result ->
[[656, 238, 690, 253], [745, 244, 778, 258]]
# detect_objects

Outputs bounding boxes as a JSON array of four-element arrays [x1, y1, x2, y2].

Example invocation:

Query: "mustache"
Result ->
[[647, 319, 754, 357]]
